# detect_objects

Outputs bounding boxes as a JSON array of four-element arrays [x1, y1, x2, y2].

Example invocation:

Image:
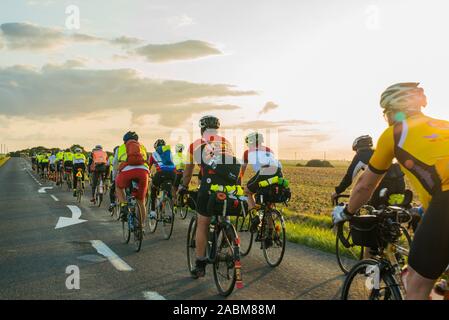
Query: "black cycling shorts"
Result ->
[[247, 167, 283, 194], [174, 171, 183, 188], [49, 164, 56, 172], [64, 161, 73, 172], [152, 170, 176, 188], [408, 190, 449, 279]]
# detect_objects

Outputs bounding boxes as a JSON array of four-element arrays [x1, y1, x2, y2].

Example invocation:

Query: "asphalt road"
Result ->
[[0, 157, 349, 300]]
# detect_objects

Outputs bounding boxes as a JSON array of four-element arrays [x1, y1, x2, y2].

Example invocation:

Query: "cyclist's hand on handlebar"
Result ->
[[178, 184, 187, 193], [331, 205, 352, 225]]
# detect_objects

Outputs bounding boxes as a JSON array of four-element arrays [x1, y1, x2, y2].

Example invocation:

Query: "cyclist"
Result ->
[[31, 153, 37, 171], [332, 82, 449, 300], [173, 143, 187, 195], [239, 132, 283, 211], [36, 152, 42, 175], [40, 151, 49, 178], [72, 148, 87, 197], [108, 146, 120, 212], [89, 145, 108, 203], [179, 115, 237, 278], [115, 132, 149, 225], [148, 139, 176, 219], [63, 148, 74, 182], [55, 149, 64, 185], [331, 135, 406, 208], [49, 151, 57, 181]]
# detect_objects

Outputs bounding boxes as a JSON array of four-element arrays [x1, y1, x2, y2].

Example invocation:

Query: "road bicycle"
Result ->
[[340, 206, 414, 300], [75, 168, 84, 203], [64, 167, 73, 191], [186, 188, 243, 297], [148, 179, 175, 240], [122, 181, 144, 252], [333, 192, 414, 274], [94, 172, 105, 207], [233, 183, 288, 267]]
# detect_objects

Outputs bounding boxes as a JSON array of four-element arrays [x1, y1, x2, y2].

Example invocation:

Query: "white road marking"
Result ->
[[143, 291, 166, 300], [50, 195, 59, 201], [90, 240, 133, 272], [25, 169, 42, 186], [38, 187, 53, 193], [55, 205, 87, 229]]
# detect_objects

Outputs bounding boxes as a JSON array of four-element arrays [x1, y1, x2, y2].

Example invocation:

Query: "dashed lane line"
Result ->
[[90, 240, 133, 272]]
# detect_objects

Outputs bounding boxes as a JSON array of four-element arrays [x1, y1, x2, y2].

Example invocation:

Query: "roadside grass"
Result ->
[[0, 156, 9, 167]]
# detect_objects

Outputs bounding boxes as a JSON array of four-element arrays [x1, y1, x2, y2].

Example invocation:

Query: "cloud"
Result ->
[[167, 14, 195, 28], [134, 40, 222, 63], [288, 133, 332, 143], [0, 22, 103, 50], [111, 36, 144, 48], [259, 101, 279, 115], [0, 64, 256, 126], [224, 119, 316, 131]]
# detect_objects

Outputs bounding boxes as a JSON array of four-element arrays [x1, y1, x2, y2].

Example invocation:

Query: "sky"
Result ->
[[1, 0, 449, 160]]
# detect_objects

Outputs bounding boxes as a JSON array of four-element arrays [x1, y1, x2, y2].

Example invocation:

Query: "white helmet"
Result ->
[[380, 82, 427, 114], [175, 143, 185, 153], [75, 148, 82, 153], [245, 132, 264, 146]]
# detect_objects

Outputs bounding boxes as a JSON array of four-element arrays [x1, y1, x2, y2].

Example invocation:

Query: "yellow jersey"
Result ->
[[369, 114, 449, 209]]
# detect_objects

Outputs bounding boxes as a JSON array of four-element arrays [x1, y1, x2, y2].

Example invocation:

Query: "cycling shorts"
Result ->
[[408, 190, 449, 279], [116, 168, 149, 200]]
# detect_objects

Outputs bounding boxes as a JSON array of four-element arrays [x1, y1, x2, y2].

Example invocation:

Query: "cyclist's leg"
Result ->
[[134, 169, 149, 226], [115, 170, 131, 219], [191, 188, 212, 278], [407, 190, 449, 300], [150, 172, 162, 213], [91, 169, 99, 200], [245, 172, 260, 210]]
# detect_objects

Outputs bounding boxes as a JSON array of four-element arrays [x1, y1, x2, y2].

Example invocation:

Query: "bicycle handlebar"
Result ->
[[332, 194, 350, 206]]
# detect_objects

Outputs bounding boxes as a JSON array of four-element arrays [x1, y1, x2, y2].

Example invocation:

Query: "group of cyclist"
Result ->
[[28, 82, 448, 300]]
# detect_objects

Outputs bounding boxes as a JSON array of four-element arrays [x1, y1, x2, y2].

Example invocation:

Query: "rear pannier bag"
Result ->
[[207, 192, 248, 216]]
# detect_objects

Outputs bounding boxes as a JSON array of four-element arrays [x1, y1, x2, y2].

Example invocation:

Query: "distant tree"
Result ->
[[305, 159, 334, 168]]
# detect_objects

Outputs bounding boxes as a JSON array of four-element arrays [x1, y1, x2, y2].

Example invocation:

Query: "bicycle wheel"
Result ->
[[122, 216, 131, 244], [262, 209, 286, 267], [161, 197, 175, 240], [133, 204, 143, 252], [186, 215, 197, 273], [336, 221, 364, 274], [148, 202, 158, 233], [234, 210, 254, 257], [341, 259, 403, 300], [77, 183, 82, 203], [176, 193, 189, 220], [213, 224, 237, 297]]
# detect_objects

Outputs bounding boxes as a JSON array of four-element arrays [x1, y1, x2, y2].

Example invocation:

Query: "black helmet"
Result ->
[[154, 139, 166, 149], [352, 135, 373, 151], [123, 131, 138, 143], [199, 115, 220, 129]]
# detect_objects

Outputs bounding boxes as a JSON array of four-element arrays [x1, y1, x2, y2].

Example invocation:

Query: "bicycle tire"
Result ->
[[341, 259, 403, 300], [178, 193, 189, 220], [148, 203, 158, 233], [186, 215, 197, 273], [133, 204, 143, 252], [122, 218, 131, 243], [213, 223, 238, 297], [161, 197, 174, 240], [234, 210, 253, 257], [336, 220, 365, 274], [262, 209, 286, 267]]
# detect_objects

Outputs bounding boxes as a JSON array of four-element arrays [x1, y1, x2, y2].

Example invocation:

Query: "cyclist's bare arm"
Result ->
[[182, 163, 195, 186], [239, 163, 247, 181], [347, 167, 385, 213]]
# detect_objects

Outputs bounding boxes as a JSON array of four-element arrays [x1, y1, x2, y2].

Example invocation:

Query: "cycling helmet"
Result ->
[[352, 135, 373, 151], [95, 145, 103, 150], [74, 148, 82, 153], [154, 139, 166, 149], [199, 115, 220, 129], [175, 143, 184, 153], [123, 131, 138, 143], [380, 82, 427, 114], [65, 148, 70, 152], [245, 132, 264, 146]]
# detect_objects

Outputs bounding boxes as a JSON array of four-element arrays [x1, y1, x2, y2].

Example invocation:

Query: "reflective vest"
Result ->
[[92, 150, 107, 164], [63, 152, 74, 162], [56, 152, 64, 162], [73, 153, 86, 165], [173, 152, 186, 171], [117, 143, 148, 167]]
